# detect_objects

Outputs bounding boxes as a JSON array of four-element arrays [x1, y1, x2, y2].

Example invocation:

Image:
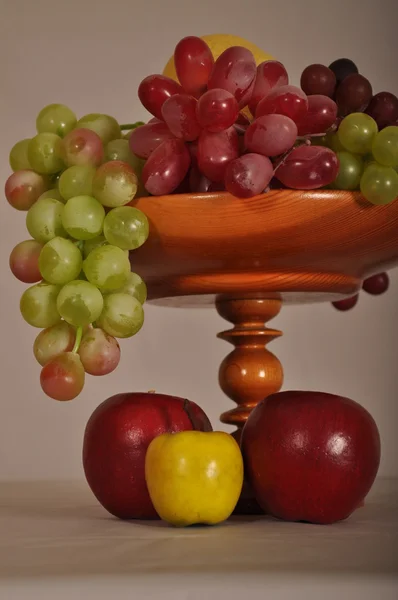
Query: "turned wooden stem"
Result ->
[[216, 297, 284, 441]]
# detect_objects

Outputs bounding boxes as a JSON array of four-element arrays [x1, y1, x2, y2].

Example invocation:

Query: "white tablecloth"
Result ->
[[0, 478, 397, 599]]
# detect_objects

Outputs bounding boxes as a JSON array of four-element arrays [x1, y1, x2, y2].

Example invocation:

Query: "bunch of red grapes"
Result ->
[[130, 38, 398, 202], [129, 37, 342, 198]]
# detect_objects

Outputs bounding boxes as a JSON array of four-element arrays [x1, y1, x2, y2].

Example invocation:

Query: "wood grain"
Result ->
[[132, 190, 398, 305], [216, 298, 283, 438]]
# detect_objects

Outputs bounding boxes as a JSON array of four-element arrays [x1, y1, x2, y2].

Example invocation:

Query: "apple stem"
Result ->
[[72, 326, 83, 354], [183, 399, 199, 430]]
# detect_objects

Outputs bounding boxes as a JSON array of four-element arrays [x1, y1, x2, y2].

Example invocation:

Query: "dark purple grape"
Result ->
[[335, 74, 372, 116], [362, 272, 389, 295], [332, 295, 359, 311], [300, 64, 336, 98], [328, 58, 358, 85], [365, 92, 398, 129]]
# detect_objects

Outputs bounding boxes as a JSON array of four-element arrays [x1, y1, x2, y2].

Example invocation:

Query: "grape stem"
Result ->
[[120, 122, 145, 131], [72, 326, 83, 354]]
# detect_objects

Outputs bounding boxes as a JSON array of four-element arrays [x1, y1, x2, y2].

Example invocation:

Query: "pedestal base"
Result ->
[[216, 297, 284, 514], [216, 297, 284, 434]]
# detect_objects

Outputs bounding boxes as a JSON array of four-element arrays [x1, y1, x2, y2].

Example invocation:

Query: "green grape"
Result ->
[[83, 244, 130, 292], [97, 293, 144, 338], [26, 197, 66, 243], [372, 126, 398, 168], [36, 104, 77, 138], [9, 139, 31, 171], [33, 321, 76, 366], [105, 141, 147, 198], [76, 114, 121, 145], [92, 161, 138, 207], [105, 139, 145, 173], [116, 271, 147, 304], [20, 282, 61, 328], [106, 139, 133, 164], [83, 235, 108, 258], [57, 280, 104, 327], [62, 195, 105, 240], [360, 163, 398, 205], [27, 133, 64, 174], [39, 237, 83, 285], [332, 152, 364, 190], [325, 132, 346, 152], [38, 188, 65, 203], [337, 113, 378, 155], [103, 206, 149, 250], [59, 166, 95, 201]]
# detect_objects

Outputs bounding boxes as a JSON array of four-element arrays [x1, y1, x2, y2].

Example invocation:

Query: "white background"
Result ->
[[0, 0, 397, 480]]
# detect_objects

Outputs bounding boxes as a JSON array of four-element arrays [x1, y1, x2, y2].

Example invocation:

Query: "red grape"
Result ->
[[129, 121, 175, 159], [362, 272, 389, 295], [62, 128, 104, 167], [336, 74, 372, 116], [9, 239, 43, 283], [276, 145, 339, 189], [138, 75, 184, 120], [236, 112, 251, 128], [5, 170, 48, 211], [173, 173, 191, 194], [188, 140, 198, 167], [78, 328, 120, 375], [208, 46, 257, 107], [142, 138, 191, 195], [245, 114, 297, 157], [197, 126, 239, 182], [34, 322, 76, 366], [225, 153, 274, 198], [208, 181, 226, 192], [365, 92, 398, 129], [161, 94, 201, 141], [189, 167, 212, 192], [249, 60, 289, 115], [196, 89, 239, 133], [40, 352, 85, 401], [256, 85, 309, 124], [300, 64, 336, 97], [297, 95, 338, 136], [328, 58, 358, 85], [174, 36, 214, 98], [332, 295, 359, 311]]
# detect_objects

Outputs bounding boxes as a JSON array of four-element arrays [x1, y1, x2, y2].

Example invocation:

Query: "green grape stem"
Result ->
[[72, 326, 83, 354], [120, 122, 145, 131]]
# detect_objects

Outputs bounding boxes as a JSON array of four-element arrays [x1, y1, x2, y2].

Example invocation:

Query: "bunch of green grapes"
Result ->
[[323, 114, 398, 205], [6, 104, 149, 401]]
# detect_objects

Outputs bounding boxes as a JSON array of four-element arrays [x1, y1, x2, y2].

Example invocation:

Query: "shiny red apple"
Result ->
[[241, 391, 380, 524], [83, 392, 212, 519]]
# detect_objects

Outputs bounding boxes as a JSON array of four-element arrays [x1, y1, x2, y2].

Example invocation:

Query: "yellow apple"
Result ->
[[145, 431, 244, 527]]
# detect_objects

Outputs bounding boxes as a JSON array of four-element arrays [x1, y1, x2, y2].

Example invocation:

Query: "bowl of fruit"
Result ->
[[5, 33, 398, 410], [4, 33, 397, 524]]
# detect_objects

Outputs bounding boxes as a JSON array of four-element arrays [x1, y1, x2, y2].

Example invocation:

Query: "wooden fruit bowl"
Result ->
[[132, 189, 398, 438]]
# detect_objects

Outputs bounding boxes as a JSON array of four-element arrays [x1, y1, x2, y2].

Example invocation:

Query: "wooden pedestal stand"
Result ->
[[132, 189, 398, 513]]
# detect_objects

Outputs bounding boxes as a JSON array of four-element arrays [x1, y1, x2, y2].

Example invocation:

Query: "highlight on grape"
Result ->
[[5, 35, 398, 400]]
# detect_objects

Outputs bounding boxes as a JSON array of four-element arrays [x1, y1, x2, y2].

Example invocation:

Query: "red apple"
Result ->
[[241, 391, 380, 524], [83, 392, 212, 519]]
